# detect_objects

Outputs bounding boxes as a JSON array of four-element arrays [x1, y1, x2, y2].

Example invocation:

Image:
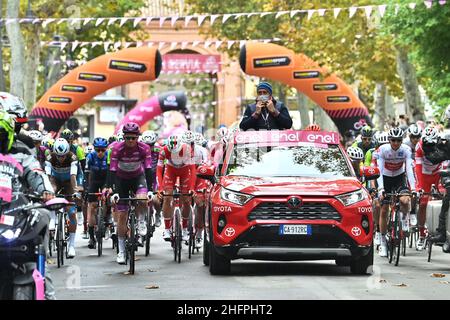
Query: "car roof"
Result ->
[[232, 130, 341, 146]]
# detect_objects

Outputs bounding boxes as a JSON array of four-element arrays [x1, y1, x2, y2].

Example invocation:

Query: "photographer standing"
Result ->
[[239, 82, 293, 131]]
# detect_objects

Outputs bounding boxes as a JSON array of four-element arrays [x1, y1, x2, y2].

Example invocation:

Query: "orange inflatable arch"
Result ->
[[30, 47, 162, 133], [239, 43, 373, 135]]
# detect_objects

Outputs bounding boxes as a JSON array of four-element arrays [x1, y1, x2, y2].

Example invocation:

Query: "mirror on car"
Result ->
[[360, 166, 380, 181], [197, 165, 216, 184]]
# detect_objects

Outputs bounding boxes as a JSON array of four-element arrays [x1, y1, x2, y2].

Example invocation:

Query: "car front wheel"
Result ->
[[350, 244, 373, 275]]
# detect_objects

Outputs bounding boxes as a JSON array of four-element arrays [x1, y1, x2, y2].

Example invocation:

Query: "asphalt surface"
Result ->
[[49, 225, 450, 300]]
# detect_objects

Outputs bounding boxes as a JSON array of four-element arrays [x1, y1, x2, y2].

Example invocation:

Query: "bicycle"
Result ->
[[87, 192, 113, 257], [423, 186, 445, 262], [384, 191, 415, 266], [54, 194, 78, 268], [144, 199, 156, 257], [117, 193, 148, 274], [188, 189, 206, 258]]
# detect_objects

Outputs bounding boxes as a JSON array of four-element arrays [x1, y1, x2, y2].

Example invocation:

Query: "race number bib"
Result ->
[[0, 174, 12, 203]]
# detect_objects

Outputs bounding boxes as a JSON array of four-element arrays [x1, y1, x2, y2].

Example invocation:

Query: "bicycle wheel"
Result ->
[[96, 206, 104, 257], [402, 233, 407, 257], [145, 206, 153, 257], [188, 210, 194, 259], [48, 231, 54, 258], [394, 211, 401, 266], [129, 213, 136, 274], [56, 212, 63, 268], [427, 238, 433, 262], [387, 213, 394, 264], [174, 209, 182, 263]]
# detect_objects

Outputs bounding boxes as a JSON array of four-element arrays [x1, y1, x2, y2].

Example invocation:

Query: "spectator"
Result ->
[[239, 82, 293, 131]]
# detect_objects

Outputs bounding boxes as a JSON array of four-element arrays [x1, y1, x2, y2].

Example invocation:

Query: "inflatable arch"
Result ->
[[115, 91, 189, 133], [239, 43, 373, 135], [30, 47, 162, 133]]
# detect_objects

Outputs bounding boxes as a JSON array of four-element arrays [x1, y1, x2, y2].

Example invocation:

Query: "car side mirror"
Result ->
[[360, 166, 380, 181], [197, 165, 216, 184]]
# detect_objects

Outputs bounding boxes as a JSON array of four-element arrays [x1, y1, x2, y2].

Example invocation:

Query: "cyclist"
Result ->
[[415, 127, 443, 250], [346, 146, 364, 181], [376, 127, 416, 257], [42, 137, 55, 156], [60, 129, 86, 185], [107, 122, 153, 264], [156, 135, 197, 243], [28, 130, 47, 169], [85, 137, 110, 249], [45, 138, 80, 258], [352, 125, 377, 158], [141, 130, 162, 227], [404, 124, 422, 160]]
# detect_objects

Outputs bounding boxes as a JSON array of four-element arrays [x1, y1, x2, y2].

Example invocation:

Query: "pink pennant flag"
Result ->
[[42, 18, 56, 28], [71, 41, 80, 51], [275, 11, 289, 19], [136, 41, 143, 47], [290, 10, 300, 18], [159, 17, 167, 27], [70, 18, 81, 26], [91, 42, 100, 49], [214, 40, 223, 49], [307, 10, 315, 20], [222, 14, 232, 24], [334, 8, 342, 18], [108, 18, 118, 26], [239, 40, 246, 48], [120, 18, 129, 27], [318, 9, 326, 16], [146, 42, 154, 48], [60, 42, 68, 50], [95, 18, 105, 27], [424, 1, 433, 9], [125, 42, 132, 48], [260, 12, 273, 17], [170, 42, 178, 50], [83, 18, 93, 26], [192, 41, 201, 47], [378, 5, 387, 17], [146, 17, 153, 25], [33, 18, 41, 24], [210, 14, 220, 25], [197, 15, 207, 27], [234, 13, 245, 20], [181, 41, 189, 49], [227, 40, 235, 49], [171, 16, 179, 27], [57, 18, 66, 25], [103, 42, 111, 52], [364, 6, 373, 18], [133, 18, 143, 28], [349, 7, 358, 18], [184, 15, 193, 27], [158, 42, 166, 50], [204, 41, 212, 48], [114, 42, 121, 50]]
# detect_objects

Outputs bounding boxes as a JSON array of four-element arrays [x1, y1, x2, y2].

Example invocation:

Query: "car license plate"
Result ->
[[279, 224, 311, 235]]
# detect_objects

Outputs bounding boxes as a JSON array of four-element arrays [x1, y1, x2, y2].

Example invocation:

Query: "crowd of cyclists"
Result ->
[[2, 89, 450, 274]]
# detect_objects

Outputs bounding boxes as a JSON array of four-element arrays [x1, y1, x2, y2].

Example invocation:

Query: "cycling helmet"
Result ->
[[0, 92, 27, 123], [423, 126, 438, 140], [360, 125, 373, 138], [407, 124, 422, 137], [194, 132, 204, 146], [346, 146, 364, 161], [0, 110, 15, 152], [93, 137, 108, 148], [305, 124, 321, 131], [108, 136, 117, 144], [141, 130, 158, 145], [388, 127, 404, 139], [167, 135, 183, 153], [122, 122, 140, 135], [53, 138, 70, 156], [117, 132, 124, 142], [60, 129, 74, 141], [217, 127, 228, 139], [181, 130, 195, 144], [28, 130, 44, 142], [377, 132, 389, 145], [42, 137, 55, 149], [445, 105, 450, 120]]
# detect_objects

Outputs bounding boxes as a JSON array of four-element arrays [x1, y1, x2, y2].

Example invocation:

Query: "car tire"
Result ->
[[335, 257, 351, 266], [350, 244, 374, 275], [203, 228, 210, 266], [209, 242, 231, 275]]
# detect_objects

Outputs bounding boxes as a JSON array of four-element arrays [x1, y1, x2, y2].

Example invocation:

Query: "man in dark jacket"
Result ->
[[239, 82, 293, 131]]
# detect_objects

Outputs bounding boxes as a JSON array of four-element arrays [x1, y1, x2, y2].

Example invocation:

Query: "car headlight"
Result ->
[[220, 187, 253, 206], [1, 228, 22, 240], [335, 189, 367, 207]]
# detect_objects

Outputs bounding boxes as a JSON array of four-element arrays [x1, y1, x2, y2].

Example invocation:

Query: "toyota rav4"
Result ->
[[197, 130, 378, 275]]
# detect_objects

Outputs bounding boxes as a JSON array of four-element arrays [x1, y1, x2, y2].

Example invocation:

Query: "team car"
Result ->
[[197, 130, 379, 275]]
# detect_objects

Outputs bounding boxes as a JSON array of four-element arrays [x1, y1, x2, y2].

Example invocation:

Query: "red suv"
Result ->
[[198, 130, 378, 275]]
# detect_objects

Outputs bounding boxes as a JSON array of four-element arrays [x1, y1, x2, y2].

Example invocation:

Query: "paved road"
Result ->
[[49, 226, 450, 300]]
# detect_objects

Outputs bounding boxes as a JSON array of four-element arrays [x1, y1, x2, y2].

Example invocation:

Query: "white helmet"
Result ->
[[377, 132, 389, 145], [217, 127, 228, 139], [28, 130, 43, 142], [0, 92, 27, 119], [117, 132, 124, 142], [181, 130, 195, 144], [388, 127, 404, 139], [423, 126, 438, 140], [142, 130, 158, 145], [346, 146, 364, 160], [408, 124, 422, 137], [53, 138, 70, 156], [194, 132, 204, 146]]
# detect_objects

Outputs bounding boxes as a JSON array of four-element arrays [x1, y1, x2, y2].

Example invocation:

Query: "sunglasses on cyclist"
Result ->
[[390, 138, 403, 143], [95, 148, 106, 152], [124, 136, 138, 141]]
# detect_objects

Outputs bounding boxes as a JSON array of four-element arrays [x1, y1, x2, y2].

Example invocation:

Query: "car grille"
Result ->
[[248, 202, 341, 221]]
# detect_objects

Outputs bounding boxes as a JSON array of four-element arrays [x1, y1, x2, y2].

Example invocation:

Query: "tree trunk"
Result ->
[[296, 91, 311, 128], [24, 24, 41, 108], [0, 0, 6, 92], [5, 0, 25, 98], [395, 45, 423, 122], [372, 82, 387, 130]]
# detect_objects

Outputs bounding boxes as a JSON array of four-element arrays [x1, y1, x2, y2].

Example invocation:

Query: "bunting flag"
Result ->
[[3, 2, 445, 30]]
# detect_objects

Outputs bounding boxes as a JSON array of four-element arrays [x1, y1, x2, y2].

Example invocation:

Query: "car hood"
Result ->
[[220, 176, 361, 196]]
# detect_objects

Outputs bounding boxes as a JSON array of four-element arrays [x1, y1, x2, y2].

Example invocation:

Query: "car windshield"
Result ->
[[226, 143, 352, 178]]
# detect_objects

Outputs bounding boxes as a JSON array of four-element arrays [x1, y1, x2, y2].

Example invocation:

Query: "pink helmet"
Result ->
[[122, 122, 140, 135]]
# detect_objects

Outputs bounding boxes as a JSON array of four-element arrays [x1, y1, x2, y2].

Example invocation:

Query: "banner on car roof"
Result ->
[[239, 43, 373, 137], [234, 130, 340, 145], [29, 47, 162, 135]]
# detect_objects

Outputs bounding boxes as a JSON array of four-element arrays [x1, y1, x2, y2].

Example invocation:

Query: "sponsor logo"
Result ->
[[368, 168, 375, 175], [163, 94, 178, 107], [224, 227, 235, 237], [313, 83, 337, 91], [199, 167, 207, 174], [61, 85, 87, 93], [358, 206, 372, 213], [287, 196, 302, 209], [139, 106, 154, 113], [327, 96, 350, 103], [398, 152, 404, 157], [293, 71, 320, 79], [354, 118, 367, 130], [214, 206, 232, 213], [78, 73, 106, 82], [109, 60, 147, 73], [351, 227, 362, 237], [253, 56, 291, 68], [129, 115, 143, 121], [49, 97, 72, 104], [306, 133, 339, 144], [234, 130, 340, 145]]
